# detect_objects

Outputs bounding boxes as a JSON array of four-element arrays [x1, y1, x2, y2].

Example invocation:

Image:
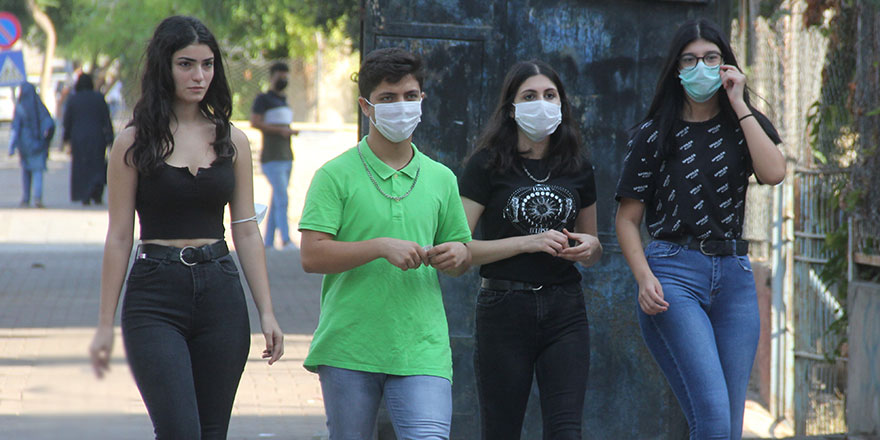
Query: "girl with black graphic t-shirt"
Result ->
[[459, 60, 601, 440], [615, 19, 785, 440]]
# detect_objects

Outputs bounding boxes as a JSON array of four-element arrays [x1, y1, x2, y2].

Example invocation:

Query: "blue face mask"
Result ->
[[678, 61, 722, 103]]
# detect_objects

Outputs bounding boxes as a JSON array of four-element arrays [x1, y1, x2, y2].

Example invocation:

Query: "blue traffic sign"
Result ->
[[0, 12, 22, 49], [0, 50, 25, 87]]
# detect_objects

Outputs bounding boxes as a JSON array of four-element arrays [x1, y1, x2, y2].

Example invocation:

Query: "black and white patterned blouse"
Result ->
[[615, 113, 780, 241]]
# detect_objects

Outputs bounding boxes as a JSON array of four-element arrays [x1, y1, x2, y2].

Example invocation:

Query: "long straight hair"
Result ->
[[471, 60, 583, 175], [126, 16, 234, 174], [641, 19, 775, 158]]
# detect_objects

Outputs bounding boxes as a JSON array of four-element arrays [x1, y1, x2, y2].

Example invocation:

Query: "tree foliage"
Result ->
[[4, 0, 357, 74]]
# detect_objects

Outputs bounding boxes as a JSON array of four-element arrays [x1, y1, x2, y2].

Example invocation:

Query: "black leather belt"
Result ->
[[481, 278, 544, 291], [136, 241, 229, 266], [662, 236, 749, 256]]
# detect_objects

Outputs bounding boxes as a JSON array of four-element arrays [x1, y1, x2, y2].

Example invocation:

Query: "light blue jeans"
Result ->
[[638, 240, 760, 440], [317, 365, 452, 440], [21, 169, 44, 204], [260, 160, 292, 247]]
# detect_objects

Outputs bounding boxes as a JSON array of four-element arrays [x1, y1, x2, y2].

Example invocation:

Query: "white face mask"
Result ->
[[513, 100, 562, 142], [366, 99, 422, 143]]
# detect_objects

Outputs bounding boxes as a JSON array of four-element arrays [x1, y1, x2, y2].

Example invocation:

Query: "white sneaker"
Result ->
[[281, 241, 297, 251]]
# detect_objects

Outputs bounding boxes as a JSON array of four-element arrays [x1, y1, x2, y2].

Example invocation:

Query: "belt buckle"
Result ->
[[179, 246, 199, 266], [699, 239, 718, 256]]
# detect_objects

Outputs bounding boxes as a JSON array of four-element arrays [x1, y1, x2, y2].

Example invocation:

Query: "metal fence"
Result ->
[[792, 167, 848, 435], [736, 1, 850, 434]]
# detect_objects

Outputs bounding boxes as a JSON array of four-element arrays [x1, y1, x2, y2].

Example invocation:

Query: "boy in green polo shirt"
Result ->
[[298, 47, 471, 439]]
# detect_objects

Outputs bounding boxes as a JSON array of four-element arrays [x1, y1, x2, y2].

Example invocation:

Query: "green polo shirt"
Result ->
[[298, 136, 471, 381]]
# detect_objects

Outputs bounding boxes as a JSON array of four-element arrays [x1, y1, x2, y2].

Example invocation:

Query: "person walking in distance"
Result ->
[[9, 82, 55, 208], [63, 73, 114, 205], [250, 62, 298, 250]]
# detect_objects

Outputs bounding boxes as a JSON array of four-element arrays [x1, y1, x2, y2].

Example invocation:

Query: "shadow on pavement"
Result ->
[[0, 414, 328, 440]]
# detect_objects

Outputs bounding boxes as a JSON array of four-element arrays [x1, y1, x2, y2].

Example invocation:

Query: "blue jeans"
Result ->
[[21, 169, 44, 204], [121, 248, 250, 439], [638, 240, 760, 440], [474, 282, 590, 440], [261, 160, 292, 246], [317, 365, 452, 440]]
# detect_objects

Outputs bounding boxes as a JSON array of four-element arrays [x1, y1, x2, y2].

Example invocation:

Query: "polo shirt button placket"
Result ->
[[392, 173, 404, 220]]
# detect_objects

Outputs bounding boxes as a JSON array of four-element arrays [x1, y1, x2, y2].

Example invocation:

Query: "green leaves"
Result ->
[[18, 0, 356, 72]]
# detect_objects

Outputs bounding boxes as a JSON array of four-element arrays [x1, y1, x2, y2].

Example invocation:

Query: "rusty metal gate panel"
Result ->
[[362, 1, 730, 438], [792, 167, 848, 435]]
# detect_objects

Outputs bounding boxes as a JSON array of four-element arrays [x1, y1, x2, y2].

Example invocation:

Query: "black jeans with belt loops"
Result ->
[[121, 249, 250, 440], [474, 281, 591, 440]]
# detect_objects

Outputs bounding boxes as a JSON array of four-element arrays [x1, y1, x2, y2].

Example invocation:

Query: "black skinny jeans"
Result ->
[[121, 252, 250, 440], [474, 281, 590, 440]]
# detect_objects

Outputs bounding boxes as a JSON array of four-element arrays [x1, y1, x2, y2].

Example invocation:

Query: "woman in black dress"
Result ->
[[63, 73, 114, 205]]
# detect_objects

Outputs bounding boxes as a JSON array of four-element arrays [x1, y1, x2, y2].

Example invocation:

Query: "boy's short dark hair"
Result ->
[[357, 48, 424, 99], [269, 62, 289, 75]]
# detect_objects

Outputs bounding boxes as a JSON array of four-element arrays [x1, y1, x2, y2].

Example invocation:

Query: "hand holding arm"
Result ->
[[558, 204, 603, 266], [427, 242, 471, 276], [461, 197, 570, 266]]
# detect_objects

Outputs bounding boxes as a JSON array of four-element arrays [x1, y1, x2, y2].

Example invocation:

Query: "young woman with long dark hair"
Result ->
[[459, 60, 601, 439], [615, 19, 785, 439], [88, 16, 284, 439]]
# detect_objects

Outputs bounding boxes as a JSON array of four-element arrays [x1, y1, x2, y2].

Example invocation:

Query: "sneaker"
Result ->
[[280, 241, 297, 251], [18, 201, 29, 208], [34, 201, 45, 208]]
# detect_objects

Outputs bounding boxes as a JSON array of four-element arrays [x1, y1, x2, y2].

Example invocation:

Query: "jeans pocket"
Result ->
[[735, 255, 753, 272], [215, 255, 240, 277], [476, 289, 510, 307], [644, 240, 683, 259], [127, 258, 163, 280]]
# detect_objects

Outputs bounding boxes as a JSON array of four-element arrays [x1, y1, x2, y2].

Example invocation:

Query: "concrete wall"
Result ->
[[361, 0, 731, 437], [847, 281, 880, 436]]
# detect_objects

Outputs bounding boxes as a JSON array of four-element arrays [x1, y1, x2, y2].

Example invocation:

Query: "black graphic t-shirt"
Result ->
[[615, 113, 780, 241], [460, 148, 597, 284]]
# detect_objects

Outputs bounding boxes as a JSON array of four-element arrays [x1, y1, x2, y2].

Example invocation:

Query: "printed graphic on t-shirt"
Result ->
[[503, 184, 576, 234], [615, 116, 768, 241]]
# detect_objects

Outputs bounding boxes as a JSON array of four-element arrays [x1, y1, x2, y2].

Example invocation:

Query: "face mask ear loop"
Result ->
[[364, 98, 378, 126]]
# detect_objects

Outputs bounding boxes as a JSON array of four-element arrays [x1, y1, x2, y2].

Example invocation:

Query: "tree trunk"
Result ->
[[26, 0, 56, 107]]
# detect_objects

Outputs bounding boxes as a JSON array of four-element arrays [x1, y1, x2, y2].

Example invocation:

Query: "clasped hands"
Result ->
[[529, 228, 599, 262], [380, 238, 470, 272]]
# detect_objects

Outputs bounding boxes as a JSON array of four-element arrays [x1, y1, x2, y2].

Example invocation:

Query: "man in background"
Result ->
[[251, 62, 298, 250]]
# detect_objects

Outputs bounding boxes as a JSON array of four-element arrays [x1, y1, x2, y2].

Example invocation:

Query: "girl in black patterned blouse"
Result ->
[[615, 19, 785, 440]]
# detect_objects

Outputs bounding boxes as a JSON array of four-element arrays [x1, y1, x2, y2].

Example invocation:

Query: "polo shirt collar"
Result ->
[[358, 136, 421, 180]]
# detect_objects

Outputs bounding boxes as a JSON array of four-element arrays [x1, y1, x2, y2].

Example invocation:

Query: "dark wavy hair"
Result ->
[[126, 15, 234, 174], [470, 60, 583, 175], [357, 48, 424, 99], [640, 19, 775, 158]]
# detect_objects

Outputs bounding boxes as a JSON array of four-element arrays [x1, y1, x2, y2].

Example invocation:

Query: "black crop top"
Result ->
[[136, 159, 235, 240]]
